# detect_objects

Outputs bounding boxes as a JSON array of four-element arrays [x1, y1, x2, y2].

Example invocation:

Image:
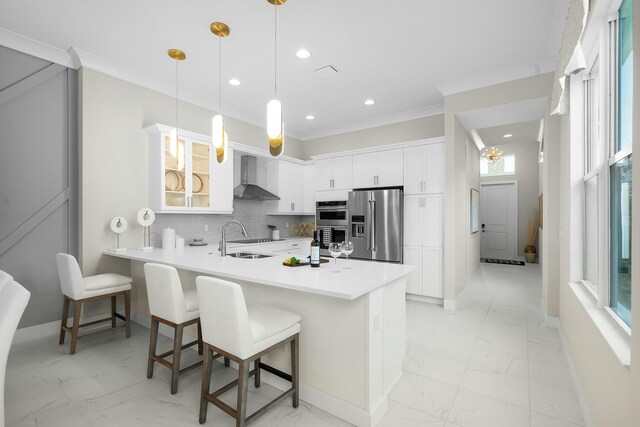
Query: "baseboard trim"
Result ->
[[406, 294, 443, 306], [443, 298, 456, 311], [557, 321, 598, 427], [13, 319, 62, 345]]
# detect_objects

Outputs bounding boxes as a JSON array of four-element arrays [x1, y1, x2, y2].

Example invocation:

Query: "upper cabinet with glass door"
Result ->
[[145, 124, 233, 214]]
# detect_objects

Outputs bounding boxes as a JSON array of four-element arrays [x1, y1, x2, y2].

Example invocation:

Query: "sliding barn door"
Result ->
[[0, 46, 77, 328]]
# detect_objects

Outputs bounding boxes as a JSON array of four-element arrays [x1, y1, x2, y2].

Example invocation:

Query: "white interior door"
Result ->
[[480, 182, 518, 259]]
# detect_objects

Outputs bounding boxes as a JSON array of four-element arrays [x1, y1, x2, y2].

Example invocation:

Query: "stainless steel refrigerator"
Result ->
[[348, 188, 403, 263]]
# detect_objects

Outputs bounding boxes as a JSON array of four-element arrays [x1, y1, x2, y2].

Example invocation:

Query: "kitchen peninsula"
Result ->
[[105, 245, 413, 427]]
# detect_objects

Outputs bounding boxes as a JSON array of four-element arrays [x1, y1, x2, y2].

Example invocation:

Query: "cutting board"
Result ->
[[283, 258, 330, 267]]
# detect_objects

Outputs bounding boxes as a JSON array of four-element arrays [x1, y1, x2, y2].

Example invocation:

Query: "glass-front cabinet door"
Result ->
[[190, 141, 211, 209], [164, 135, 187, 208]]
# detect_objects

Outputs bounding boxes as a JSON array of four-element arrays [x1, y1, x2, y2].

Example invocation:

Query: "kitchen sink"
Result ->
[[228, 252, 273, 259]]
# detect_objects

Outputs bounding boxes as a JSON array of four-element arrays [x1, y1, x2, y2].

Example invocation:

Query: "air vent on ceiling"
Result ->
[[314, 65, 339, 78]]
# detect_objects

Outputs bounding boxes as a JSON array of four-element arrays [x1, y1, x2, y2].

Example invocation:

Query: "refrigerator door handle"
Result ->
[[370, 199, 376, 252], [367, 199, 373, 251]]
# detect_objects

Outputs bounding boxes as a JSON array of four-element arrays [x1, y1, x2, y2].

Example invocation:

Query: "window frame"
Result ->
[[577, 0, 632, 329]]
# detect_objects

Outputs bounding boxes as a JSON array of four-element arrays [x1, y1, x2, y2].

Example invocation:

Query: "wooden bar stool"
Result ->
[[144, 263, 204, 394], [196, 276, 301, 427], [56, 253, 131, 354]]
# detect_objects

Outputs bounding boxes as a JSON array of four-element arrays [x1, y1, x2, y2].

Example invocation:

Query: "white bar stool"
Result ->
[[144, 263, 204, 394], [196, 276, 301, 427], [56, 253, 132, 354], [0, 275, 30, 427]]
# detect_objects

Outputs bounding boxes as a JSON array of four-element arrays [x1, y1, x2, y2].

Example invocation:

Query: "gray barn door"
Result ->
[[0, 46, 77, 328]]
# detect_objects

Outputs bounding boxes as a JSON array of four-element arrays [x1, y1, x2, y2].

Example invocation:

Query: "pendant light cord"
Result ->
[[274, 2, 277, 97], [219, 36, 222, 113], [175, 58, 179, 135]]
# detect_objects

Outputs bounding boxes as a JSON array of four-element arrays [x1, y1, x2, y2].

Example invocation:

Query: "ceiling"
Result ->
[[476, 120, 541, 147], [0, 0, 567, 140]]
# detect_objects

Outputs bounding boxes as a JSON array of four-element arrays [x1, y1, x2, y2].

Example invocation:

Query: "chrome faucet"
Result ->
[[219, 220, 248, 256]]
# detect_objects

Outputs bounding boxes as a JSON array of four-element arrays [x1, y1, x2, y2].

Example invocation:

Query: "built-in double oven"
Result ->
[[315, 201, 348, 256]]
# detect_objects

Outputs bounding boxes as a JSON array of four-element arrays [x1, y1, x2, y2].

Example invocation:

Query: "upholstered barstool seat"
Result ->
[[0, 274, 30, 427], [56, 253, 132, 354], [144, 263, 204, 394], [196, 276, 301, 426]]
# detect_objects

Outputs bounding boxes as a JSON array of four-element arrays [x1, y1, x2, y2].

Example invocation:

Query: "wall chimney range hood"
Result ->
[[233, 155, 280, 201]]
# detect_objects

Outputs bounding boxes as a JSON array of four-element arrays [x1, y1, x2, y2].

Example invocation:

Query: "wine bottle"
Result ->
[[310, 230, 320, 267]]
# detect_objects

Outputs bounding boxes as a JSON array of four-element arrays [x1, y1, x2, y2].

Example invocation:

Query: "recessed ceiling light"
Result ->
[[503, 133, 513, 138], [305, 115, 315, 120], [228, 78, 242, 86], [296, 49, 311, 59], [364, 99, 375, 106]]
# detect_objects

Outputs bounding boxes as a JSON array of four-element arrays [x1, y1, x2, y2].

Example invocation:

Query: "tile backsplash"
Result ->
[[151, 199, 315, 246]]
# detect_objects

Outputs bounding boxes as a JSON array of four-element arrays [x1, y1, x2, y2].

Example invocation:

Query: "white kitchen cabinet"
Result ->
[[403, 193, 443, 299], [304, 164, 316, 214], [422, 248, 443, 298], [146, 124, 233, 214], [403, 246, 423, 294], [404, 194, 443, 248], [274, 161, 305, 214], [403, 142, 444, 195], [315, 156, 353, 191], [353, 149, 403, 188]]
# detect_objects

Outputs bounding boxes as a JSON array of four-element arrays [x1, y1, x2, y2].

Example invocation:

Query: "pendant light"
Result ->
[[210, 22, 230, 163], [267, 0, 285, 156], [168, 48, 186, 163]]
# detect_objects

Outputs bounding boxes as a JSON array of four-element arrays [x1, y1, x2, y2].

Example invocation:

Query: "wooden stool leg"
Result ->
[[170, 324, 184, 394], [291, 335, 299, 408], [254, 358, 261, 388], [199, 344, 213, 424], [124, 290, 131, 338], [59, 296, 70, 345], [197, 320, 203, 355], [111, 296, 117, 328], [147, 317, 159, 379], [237, 359, 250, 427], [70, 299, 82, 355]]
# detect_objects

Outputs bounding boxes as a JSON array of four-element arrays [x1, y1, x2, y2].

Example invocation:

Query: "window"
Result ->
[[579, 0, 633, 328], [609, 0, 633, 327], [480, 154, 516, 176]]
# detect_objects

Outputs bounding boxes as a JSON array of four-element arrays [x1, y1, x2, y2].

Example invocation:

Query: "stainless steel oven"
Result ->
[[316, 201, 348, 255]]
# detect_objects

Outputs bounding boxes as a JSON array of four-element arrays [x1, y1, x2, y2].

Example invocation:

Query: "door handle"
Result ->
[[370, 199, 376, 251], [481, 223, 485, 232], [291, 202, 294, 211]]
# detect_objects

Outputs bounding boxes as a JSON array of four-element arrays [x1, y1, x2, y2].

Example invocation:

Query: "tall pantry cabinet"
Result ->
[[403, 142, 444, 299]]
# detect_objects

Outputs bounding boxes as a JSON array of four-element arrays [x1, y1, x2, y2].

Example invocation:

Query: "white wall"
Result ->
[[79, 68, 306, 276], [302, 115, 444, 158], [466, 135, 480, 274], [480, 140, 540, 257]]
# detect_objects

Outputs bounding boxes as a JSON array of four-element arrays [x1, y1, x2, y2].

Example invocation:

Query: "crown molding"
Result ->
[[300, 104, 444, 141], [435, 58, 556, 97], [0, 27, 75, 68]]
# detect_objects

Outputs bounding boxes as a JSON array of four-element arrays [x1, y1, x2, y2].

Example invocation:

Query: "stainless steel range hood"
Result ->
[[233, 155, 280, 201]]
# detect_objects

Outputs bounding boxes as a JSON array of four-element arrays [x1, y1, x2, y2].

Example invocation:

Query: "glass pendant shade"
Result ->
[[269, 122, 284, 156], [169, 128, 178, 157], [267, 99, 282, 139], [177, 140, 185, 170], [216, 132, 228, 164], [212, 115, 224, 149]]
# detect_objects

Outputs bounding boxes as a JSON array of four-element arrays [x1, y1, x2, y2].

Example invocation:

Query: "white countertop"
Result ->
[[103, 246, 413, 300]]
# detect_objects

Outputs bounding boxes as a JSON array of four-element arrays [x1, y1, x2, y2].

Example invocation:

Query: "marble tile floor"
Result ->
[[6, 262, 584, 427]]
